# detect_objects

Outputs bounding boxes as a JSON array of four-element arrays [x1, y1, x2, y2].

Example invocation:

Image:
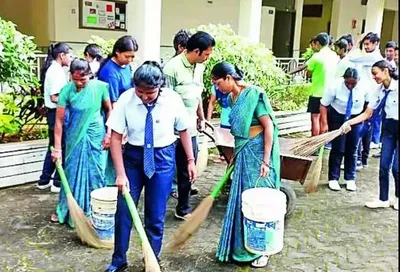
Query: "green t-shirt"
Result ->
[[307, 47, 339, 98]]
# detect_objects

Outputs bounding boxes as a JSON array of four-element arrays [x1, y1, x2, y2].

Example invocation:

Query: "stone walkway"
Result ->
[[0, 151, 398, 272]]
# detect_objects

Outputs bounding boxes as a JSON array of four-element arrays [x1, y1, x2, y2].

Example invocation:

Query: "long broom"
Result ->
[[288, 129, 342, 157], [304, 146, 324, 193], [122, 187, 161, 272], [53, 150, 112, 249], [166, 166, 234, 251]]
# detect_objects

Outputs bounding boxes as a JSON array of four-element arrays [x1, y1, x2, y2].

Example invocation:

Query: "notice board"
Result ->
[[79, 0, 127, 31]]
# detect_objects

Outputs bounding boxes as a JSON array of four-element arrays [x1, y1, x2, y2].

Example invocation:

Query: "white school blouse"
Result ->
[[44, 61, 68, 109], [368, 79, 398, 121], [106, 88, 188, 148], [320, 79, 368, 115]]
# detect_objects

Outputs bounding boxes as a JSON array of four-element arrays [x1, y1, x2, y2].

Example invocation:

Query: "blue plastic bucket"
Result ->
[[90, 187, 118, 244], [242, 188, 286, 255]]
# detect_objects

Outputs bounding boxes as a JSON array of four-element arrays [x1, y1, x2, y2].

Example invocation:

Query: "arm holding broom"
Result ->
[[51, 107, 66, 162], [341, 108, 373, 134]]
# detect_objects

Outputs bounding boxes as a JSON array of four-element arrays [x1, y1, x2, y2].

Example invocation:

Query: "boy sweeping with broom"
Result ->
[[104, 61, 197, 272]]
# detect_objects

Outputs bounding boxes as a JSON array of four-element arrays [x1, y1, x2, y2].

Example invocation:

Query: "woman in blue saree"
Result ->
[[211, 62, 280, 268], [51, 59, 112, 227]]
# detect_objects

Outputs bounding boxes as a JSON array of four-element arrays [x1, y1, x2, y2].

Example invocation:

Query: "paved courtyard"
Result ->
[[0, 151, 398, 272]]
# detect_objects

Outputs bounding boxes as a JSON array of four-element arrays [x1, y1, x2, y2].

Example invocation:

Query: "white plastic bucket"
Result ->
[[90, 187, 118, 243], [242, 187, 286, 255]]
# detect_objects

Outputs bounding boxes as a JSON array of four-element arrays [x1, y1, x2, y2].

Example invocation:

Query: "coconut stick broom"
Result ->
[[53, 152, 112, 249], [288, 129, 342, 157], [304, 146, 324, 193], [122, 187, 161, 272], [166, 165, 234, 251]]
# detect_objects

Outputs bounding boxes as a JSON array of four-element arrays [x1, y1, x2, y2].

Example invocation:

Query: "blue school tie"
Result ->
[[143, 103, 156, 178], [375, 89, 391, 120], [344, 90, 353, 121]]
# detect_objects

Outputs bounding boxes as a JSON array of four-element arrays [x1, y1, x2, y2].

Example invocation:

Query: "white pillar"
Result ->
[[238, 0, 262, 43], [365, 0, 385, 37], [293, 0, 304, 58], [126, 0, 162, 64]]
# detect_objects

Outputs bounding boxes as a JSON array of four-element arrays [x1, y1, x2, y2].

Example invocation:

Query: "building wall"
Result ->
[[0, 0, 49, 47], [381, 9, 396, 50], [160, 0, 240, 49], [392, 11, 398, 42], [300, 0, 333, 53]]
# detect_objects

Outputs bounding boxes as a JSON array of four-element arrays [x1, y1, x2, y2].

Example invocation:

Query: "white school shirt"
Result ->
[[386, 58, 397, 68], [106, 88, 188, 148], [44, 61, 68, 109], [368, 79, 398, 120], [335, 56, 355, 79], [349, 49, 383, 89], [320, 79, 368, 115], [89, 60, 101, 77]]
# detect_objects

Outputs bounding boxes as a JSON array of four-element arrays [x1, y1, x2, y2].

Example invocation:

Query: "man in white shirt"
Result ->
[[384, 41, 397, 67], [348, 33, 384, 164]]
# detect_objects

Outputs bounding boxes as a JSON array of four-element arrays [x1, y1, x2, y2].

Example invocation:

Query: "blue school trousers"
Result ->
[[379, 119, 399, 201], [111, 143, 175, 267], [328, 108, 363, 181]]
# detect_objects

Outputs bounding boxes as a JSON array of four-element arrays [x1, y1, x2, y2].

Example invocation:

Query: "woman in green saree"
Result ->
[[211, 62, 280, 268], [51, 58, 112, 226]]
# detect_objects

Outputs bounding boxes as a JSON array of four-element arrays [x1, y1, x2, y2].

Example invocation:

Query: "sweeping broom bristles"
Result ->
[[55, 159, 113, 249], [305, 146, 324, 194], [288, 129, 342, 157], [166, 166, 234, 251], [167, 196, 214, 251], [123, 188, 161, 272]]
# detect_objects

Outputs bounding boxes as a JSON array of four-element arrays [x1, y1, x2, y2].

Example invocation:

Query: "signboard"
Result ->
[[80, 0, 127, 31]]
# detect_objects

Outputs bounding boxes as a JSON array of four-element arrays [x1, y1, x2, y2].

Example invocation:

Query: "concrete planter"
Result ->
[[0, 139, 47, 188]]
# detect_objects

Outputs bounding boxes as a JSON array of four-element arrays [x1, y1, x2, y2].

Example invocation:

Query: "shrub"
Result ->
[[192, 24, 289, 104], [0, 17, 44, 142]]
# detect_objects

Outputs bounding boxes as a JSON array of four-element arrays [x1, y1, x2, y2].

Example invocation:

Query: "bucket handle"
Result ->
[[255, 176, 275, 189]]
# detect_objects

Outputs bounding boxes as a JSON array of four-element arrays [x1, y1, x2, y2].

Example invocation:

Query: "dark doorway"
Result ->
[[272, 11, 296, 57]]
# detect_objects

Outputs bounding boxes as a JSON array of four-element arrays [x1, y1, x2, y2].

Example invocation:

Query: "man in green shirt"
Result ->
[[306, 32, 339, 136], [163, 31, 215, 220]]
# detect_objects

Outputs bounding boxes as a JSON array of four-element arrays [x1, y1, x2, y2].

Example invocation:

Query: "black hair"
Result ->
[[70, 58, 91, 76], [98, 35, 139, 74], [372, 60, 399, 80], [173, 29, 192, 55], [186, 31, 216, 55], [313, 32, 330, 47], [133, 61, 165, 89], [385, 41, 397, 49], [40, 42, 71, 85], [334, 39, 349, 52], [211, 61, 244, 81], [339, 34, 353, 46], [343, 67, 359, 80], [84, 43, 104, 62], [362, 32, 380, 44], [395, 46, 399, 51]]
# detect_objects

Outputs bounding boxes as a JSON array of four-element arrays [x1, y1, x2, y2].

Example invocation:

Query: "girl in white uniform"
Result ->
[[104, 61, 197, 272], [341, 60, 399, 210]]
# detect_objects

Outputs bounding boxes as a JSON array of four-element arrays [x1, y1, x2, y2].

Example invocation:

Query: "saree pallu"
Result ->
[[56, 82, 108, 228], [216, 86, 280, 263]]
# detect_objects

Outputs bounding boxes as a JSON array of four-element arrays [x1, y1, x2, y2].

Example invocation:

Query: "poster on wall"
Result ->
[[80, 0, 127, 30]]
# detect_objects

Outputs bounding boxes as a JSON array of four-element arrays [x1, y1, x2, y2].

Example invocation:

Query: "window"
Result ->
[[303, 4, 323, 18]]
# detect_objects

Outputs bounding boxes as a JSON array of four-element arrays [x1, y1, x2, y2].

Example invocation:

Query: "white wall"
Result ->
[[330, 0, 366, 39], [385, 0, 399, 11], [160, 0, 240, 47]]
